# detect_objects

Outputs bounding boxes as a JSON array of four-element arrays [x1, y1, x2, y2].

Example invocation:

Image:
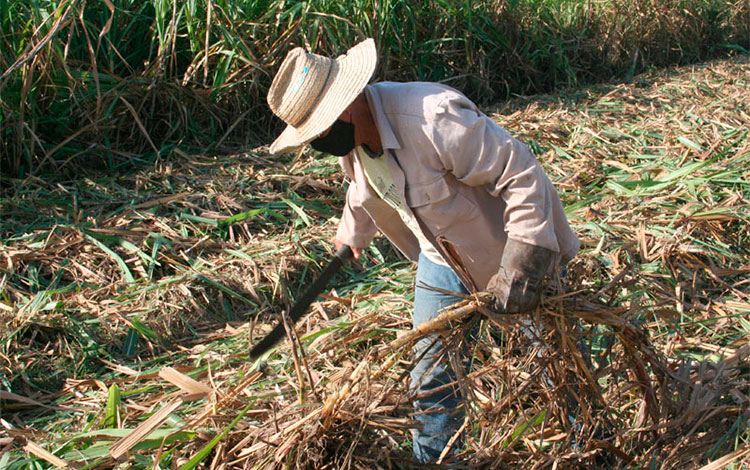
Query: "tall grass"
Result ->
[[0, 0, 748, 177]]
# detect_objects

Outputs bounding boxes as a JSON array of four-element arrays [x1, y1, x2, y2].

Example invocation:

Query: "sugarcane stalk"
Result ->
[[383, 293, 492, 355]]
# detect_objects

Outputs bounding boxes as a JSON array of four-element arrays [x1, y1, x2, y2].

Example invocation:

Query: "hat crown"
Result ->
[[268, 48, 335, 128], [266, 38, 376, 154]]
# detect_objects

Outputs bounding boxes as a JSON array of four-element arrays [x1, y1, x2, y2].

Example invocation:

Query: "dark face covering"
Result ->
[[309, 119, 355, 156]]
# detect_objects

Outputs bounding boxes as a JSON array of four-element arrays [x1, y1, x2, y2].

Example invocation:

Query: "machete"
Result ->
[[249, 245, 353, 359]]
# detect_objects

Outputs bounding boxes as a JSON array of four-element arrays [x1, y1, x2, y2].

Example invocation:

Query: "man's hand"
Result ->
[[334, 239, 362, 260], [487, 238, 554, 314]]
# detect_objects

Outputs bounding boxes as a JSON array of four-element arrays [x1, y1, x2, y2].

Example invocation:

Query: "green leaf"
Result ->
[[195, 274, 257, 307], [59, 430, 197, 461], [504, 410, 546, 447], [103, 384, 121, 428], [119, 238, 158, 265], [178, 402, 255, 470], [130, 318, 163, 345], [219, 207, 269, 227], [656, 160, 709, 182], [147, 236, 162, 280], [83, 232, 135, 283], [281, 197, 312, 227], [550, 143, 574, 159], [677, 136, 703, 151], [179, 213, 220, 227], [122, 328, 139, 356]]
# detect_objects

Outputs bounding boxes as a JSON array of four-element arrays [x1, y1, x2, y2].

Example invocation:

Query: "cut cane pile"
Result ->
[[1, 57, 749, 469]]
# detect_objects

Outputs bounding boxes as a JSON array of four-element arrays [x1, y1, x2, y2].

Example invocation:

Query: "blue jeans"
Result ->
[[411, 252, 470, 463]]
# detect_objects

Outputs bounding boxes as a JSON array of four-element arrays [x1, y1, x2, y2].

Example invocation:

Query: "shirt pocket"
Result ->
[[405, 177, 478, 233]]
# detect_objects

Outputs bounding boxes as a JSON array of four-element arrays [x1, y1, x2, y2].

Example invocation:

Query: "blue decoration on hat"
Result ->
[[292, 66, 309, 94]]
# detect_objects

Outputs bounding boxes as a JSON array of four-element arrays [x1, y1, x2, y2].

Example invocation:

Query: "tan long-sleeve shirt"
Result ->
[[335, 82, 579, 291]]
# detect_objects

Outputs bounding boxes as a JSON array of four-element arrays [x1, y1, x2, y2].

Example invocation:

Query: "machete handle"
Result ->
[[335, 244, 354, 262]]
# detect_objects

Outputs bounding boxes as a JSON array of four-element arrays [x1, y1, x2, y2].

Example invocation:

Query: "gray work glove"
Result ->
[[487, 238, 555, 314]]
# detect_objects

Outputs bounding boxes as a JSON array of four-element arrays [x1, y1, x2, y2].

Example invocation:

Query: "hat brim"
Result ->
[[269, 39, 377, 155]]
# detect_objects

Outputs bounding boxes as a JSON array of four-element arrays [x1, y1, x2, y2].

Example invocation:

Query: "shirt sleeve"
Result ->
[[335, 158, 378, 249], [427, 94, 561, 253]]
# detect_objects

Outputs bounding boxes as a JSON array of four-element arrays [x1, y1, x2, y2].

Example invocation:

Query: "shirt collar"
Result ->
[[364, 84, 401, 151]]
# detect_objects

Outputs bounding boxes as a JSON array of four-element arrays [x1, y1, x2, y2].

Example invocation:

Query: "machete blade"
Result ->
[[249, 245, 353, 359]]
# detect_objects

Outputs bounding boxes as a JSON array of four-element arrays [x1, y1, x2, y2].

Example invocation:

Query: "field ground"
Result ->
[[1, 55, 749, 469]]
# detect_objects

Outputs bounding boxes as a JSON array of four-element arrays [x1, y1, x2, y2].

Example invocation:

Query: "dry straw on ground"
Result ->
[[1, 56, 749, 469]]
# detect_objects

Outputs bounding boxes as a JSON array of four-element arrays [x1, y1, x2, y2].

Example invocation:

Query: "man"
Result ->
[[266, 38, 579, 463]]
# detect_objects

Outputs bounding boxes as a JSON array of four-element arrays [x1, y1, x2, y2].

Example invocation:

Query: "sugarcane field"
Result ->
[[1, 1, 749, 469]]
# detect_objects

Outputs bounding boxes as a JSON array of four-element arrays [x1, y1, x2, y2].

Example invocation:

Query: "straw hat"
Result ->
[[267, 38, 377, 154]]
